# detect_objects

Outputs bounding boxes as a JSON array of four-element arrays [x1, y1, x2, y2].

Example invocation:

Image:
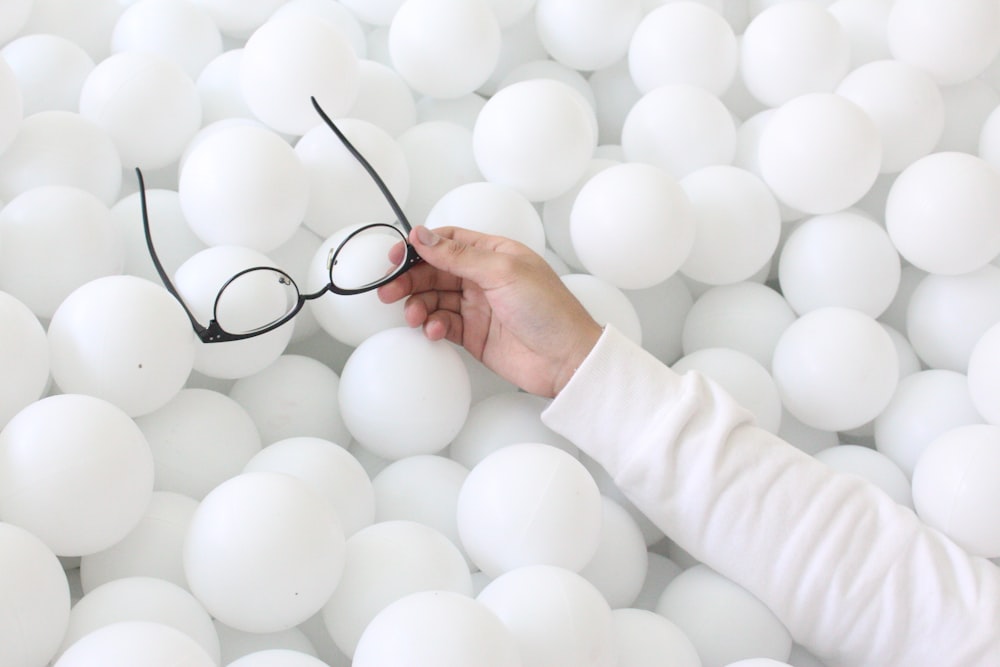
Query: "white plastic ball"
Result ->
[[472, 79, 597, 201], [622, 83, 736, 180], [397, 120, 482, 225], [79, 52, 200, 169], [0, 291, 48, 430], [79, 491, 197, 593], [295, 117, 409, 238], [173, 245, 296, 379], [578, 497, 648, 609], [938, 79, 999, 155], [415, 92, 485, 129], [497, 59, 595, 109], [740, 1, 850, 107], [887, 0, 1000, 86], [0, 521, 71, 667], [18, 0, 122, 62], [354, 590, 520, 667], [827, 0, 892, 68], [570, 162, 695, 290], [0, 394, 154, 556], [758, 93, 881, 215], [0, 185, 122, 318], [778, 211, 901, 317], [612, 608, 701, 667], [561, 273, 643, 344], [674, 347, 783, 434], [814, 444, 912, 508], [179, 123, 307, 251], [905, 265, 1000, 372], [682, 282, 796, 369], [534, 0, 641, 72], [912, 424, 1000, 557], [184, 471, 345, 633], [239, 14, 359, 134], [270, 0, 368, 58], [476, 564, 616, 667], [625, 274, 694, 366], [388, 0, 501, 99], [1, 34, 94, 115], [214, 622, 318, 664], [657, 564, 792, 667], [885, 151, 1000, 276], [228, 355, 351, 446], [588, 59, 641, 145], [53, 620, 215, 667], [110, 0, 222, 80], [243, 436, 374, 537], [227, 649, 328, 667], [629, 1, 738, 96], [679, 165, 781, 285], [0, 0, 32, 45], [457, 443, 603, 578], [114, 191, 204, 289], [542, 157, 618, 270], [59, 576, 220, 664], [836, 59, 944, 174], [772, 307, 898, 431], [631, 552, 683, 611], [322, 520, 473, 657], [0, 109, 121, 206], [969, 322, 1000, 425], [339, 327, 471, 459], [349, 59, 418, 137], [338, 0, 405, 27], [0, 55, 22, 155], [778, 409, 839, 456], [426, 182, 546, 255], [873, 369, 985, 478], [195, 50, 255, 126]]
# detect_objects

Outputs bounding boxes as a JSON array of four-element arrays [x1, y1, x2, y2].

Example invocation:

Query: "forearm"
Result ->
[[542, 325, 1000, 667]]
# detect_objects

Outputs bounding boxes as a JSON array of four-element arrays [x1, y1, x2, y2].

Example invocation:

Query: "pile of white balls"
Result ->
[[1, 0, 999, 666]]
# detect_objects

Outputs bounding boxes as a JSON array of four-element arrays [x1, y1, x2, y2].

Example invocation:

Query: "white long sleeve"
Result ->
[[542, 325, 1000, 667]]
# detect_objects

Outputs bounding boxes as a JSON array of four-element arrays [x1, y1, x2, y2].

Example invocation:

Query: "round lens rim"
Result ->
[[328, 222, 410, 295], [212, 265, 302, 336]]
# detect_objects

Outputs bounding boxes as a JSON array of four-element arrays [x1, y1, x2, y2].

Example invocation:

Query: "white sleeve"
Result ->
[[541, 325, 1000, 667]]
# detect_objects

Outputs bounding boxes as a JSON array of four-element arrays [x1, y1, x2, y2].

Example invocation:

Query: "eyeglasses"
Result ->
[[137, 96, 420, 343]]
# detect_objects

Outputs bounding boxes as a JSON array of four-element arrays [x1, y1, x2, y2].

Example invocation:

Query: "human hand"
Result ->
[[377, 226, 603, 398]]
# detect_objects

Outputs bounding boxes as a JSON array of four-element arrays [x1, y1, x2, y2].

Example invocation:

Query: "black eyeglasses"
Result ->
[[137, 97, 420, 343]]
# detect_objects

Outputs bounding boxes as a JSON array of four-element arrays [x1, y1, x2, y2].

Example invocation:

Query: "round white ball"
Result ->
[[612, 608, 701, 667], [561, 273, 643, 345], [54, 620, 215, 667], [110, 0, 223, 79], [814, 444, 912, 508], [0, 0, 32, 46], [397, 120, 482, 225], [969, 322, 1000, 425], [0, 34, 95, 115], [578, 497, 648, 609], [534, 0, 641, 72], [0, 291, 49, 429], [426, 181, 546, 256], [0, 55, 22, 154]]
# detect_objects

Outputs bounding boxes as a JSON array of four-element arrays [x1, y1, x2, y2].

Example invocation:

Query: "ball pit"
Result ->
[[1, 2, 1000, 667]]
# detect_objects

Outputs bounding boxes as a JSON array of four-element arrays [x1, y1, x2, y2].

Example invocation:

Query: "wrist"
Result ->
[[551, 321, 603, 397]]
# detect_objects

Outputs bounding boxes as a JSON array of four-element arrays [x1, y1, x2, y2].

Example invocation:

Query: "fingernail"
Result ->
[[415, 225, 440, 246]]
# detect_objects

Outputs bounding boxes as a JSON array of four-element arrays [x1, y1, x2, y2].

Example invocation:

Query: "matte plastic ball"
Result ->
[[456, 443, 602, 578], [0, 185, 122, 318], [0, 522, 71, 667], [476, 564, 616, 667], [214, 623, 319, 664], [354, 590, 521, 667], [562, 273, 643, 344], [16, 0, 122, 62], [59, 576, 220, 664], [969, 322, 1000, 425], [195, 50, 255, 126], [628, 1, 738, 96], [472, 79, 597, 201], [740, 1, 850, 107], [497, 59, 595, 109], [426, 182, 546, 256], [814, 444, 912, 508], [905, 266, 1000, 372], [79, 52, 201, 169], [349, 59, 418, 136], [112, 187, 207, 284], [757, 93, 881, 215], [578, 497, 648, 609], [912, 424, 1000, 556], [227, 649, 328, 667], [294, 117, 409, 238], [569, 162, 694, 289], [657, 564, 792, 667], [0, 34, 94, 115], [388, 0, 501, 99], [338, 0, 405, 26], [887, 0, 1000, 86], [534, 0, 641, 71], [542, 157, 617, 271], [53, 620, 215, 667], [612, 608, 701, 667], [322, 520, 473, 657], [338, 327, 471, 459], [772, 307, 898, 431], [621, 83, 736, 180], [778, 211, 901, 318], [397, 120, 482, 225], [179, 124, 307, 252], [0, 0, 32, 45], [0, 56, 22, 154], [79, 491, 197, 594], [625, 274, 695, 367], [836, 60, 944, 174], [938, 79, 999, 155], [135, 388, 261, 500], [0, 291, 48, 430], [827, 0, 893, 67], [885, 151, 1000, 275], [243, 437, 375, 537], [184, 471, 346, 633], [0, 394, 154, 556], [110, 0, 222, 79], [270, 0, 368, 58], [240, 14, 360, 134], [679, 165, 781, 285]]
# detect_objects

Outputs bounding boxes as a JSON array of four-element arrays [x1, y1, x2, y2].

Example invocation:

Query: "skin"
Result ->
[[378, 225, 603, 398]]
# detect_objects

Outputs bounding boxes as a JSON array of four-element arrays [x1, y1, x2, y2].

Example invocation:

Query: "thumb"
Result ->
[[409, 225, 513, 287]]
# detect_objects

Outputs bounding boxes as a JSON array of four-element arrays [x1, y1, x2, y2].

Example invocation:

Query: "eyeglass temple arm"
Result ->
[[134, 167, 211, 337], [310, 96, 413, 234]]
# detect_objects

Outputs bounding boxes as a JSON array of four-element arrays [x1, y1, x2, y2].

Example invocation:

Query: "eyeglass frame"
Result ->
[[137, 96, 421, 344]]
